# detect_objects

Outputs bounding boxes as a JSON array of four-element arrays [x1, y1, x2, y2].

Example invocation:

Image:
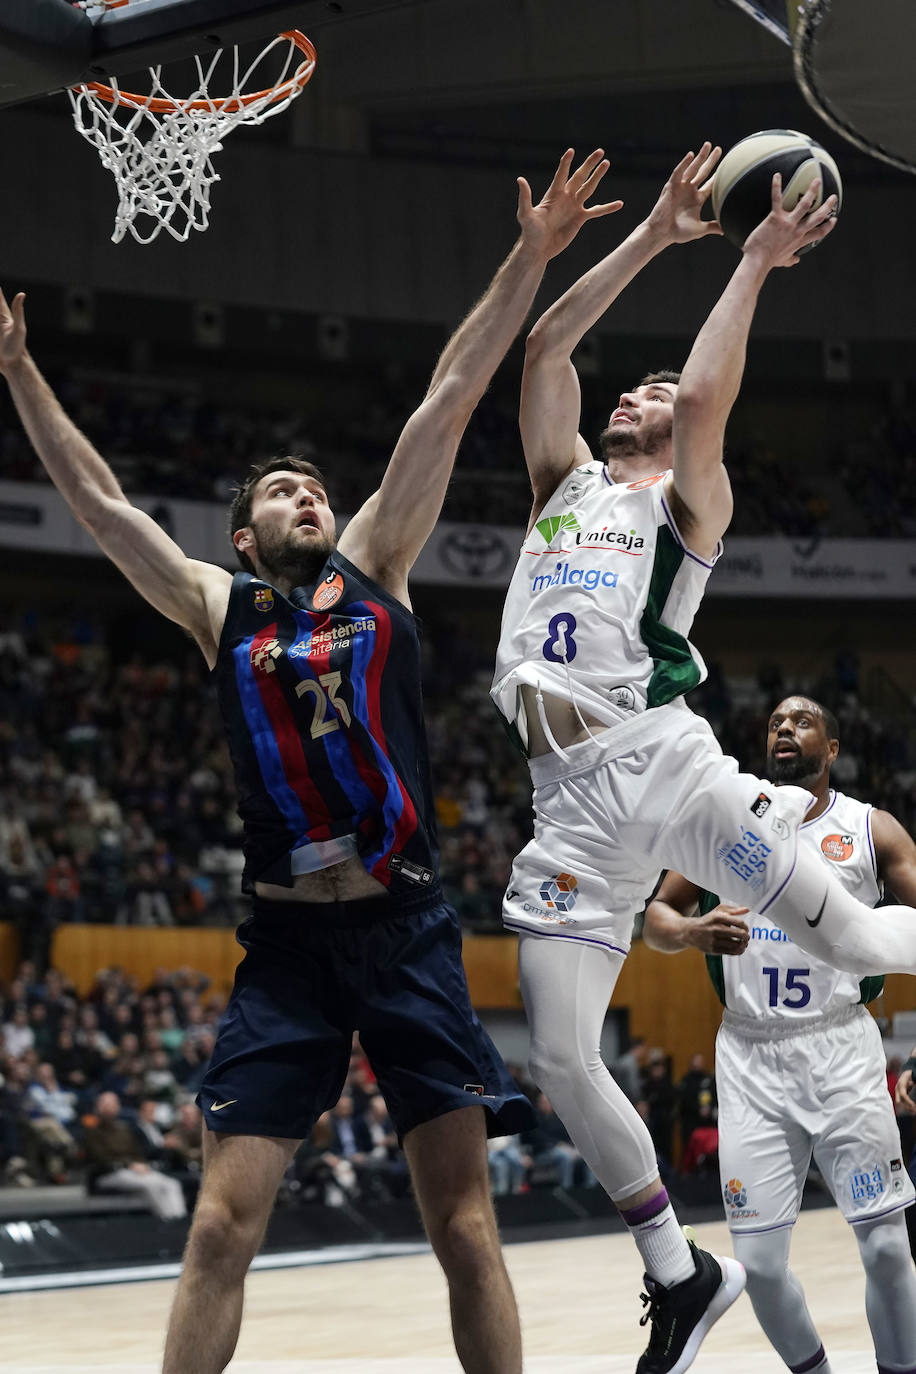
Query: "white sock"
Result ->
[[622, 1192, 696, 1287]]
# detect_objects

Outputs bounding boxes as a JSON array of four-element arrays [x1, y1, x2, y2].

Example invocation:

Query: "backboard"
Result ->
[[0, 0, 399, 108], [724, 0, 916, 175]]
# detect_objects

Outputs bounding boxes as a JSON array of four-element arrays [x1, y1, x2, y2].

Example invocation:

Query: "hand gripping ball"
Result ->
[[711, 129, 842, 250]]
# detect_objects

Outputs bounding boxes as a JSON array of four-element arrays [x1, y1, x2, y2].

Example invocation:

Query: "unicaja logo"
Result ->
[[534, 512, 580, 545], [574, 527, 644, 553]]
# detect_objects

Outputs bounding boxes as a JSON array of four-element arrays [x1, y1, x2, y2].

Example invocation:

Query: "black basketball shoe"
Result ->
[[635, 1238, 746, 1374]]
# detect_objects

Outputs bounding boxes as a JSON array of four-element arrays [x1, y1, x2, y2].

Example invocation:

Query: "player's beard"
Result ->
[[599, 415, 673, 464], [767, 748, 822, 786], [250, 523, 335, 588]]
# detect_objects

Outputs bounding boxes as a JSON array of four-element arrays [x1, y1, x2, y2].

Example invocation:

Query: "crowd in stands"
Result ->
[[1, 600, 914, 948], [2, 953, 913, 1222], [3, 360, 915, 536], [0, 953, 652, 1206]]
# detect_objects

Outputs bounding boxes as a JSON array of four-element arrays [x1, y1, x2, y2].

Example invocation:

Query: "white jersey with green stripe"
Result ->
[[491, 464, 720, 738], [707, 789, 885, 1018]]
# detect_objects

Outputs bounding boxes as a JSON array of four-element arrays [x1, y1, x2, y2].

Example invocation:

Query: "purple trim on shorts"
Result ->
[[621, 1189, 670, 1228], [789, 1345, 826, 1374], [660, 493, 721, 569], [502, 920, 629, 957], [848, 1197, 915, 1225], [759, 853, 798, 915], [800, 790, 836, 829], [727, 1218, 796, 1236]]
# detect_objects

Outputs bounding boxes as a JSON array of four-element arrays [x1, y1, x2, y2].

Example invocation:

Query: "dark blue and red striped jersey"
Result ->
[[213, 555, 440, 897]]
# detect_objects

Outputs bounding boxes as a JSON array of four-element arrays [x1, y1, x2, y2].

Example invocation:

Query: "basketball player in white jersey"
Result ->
[[645, 696, 916, 1374], [491, 148, 916, 1373]]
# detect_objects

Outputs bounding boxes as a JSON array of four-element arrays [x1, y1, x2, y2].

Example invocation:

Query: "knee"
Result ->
[[528, 1039, 586, 1097], [425, 1197, 500, 1281], [735, 1242, 789, 1295], [857, 1218, 910, 1283], [185, 1196, 265, 1279]]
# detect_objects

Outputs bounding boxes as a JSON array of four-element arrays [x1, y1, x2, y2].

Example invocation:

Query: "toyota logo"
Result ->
[[440, 528, 512, 579]]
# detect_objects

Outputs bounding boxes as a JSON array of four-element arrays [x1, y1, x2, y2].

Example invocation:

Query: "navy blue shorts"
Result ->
[[198, 891, 534, 1142]]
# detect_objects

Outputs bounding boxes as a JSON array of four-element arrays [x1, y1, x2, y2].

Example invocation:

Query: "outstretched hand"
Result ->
[[742, 174, 838, 269], [0, 289, 27, 373], [647, 143, 724, 244], [517, 148, 624, 261]]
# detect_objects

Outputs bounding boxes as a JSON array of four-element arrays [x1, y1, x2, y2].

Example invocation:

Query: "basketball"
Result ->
[[711, 129, 842, 250]]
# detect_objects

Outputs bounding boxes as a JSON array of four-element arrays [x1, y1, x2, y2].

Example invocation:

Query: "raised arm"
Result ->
[[521, 145, 723, 513], [338, 149, 622, 601], [669, 173, 839, 559], [0, 291, 231, 666], [872, 808, 916, 906], [643, 871, 750, 956]]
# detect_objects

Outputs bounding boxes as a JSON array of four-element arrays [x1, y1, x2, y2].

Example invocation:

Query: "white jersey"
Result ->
[[709, 789, 884, 1021], [491, 465, 721, 743]]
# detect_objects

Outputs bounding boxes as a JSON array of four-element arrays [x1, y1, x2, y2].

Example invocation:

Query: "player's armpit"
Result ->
[[665, 462, 733, 563]]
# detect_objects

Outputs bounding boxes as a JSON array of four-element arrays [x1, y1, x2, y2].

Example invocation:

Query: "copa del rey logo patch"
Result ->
[[822, 833, 855, 862], [313, 571, 344, 611]]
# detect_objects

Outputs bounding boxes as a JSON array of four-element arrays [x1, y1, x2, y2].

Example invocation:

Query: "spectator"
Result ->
[[3, 1005, 34, 1058], [134, 1098, 168, 1155], [643, 1050, 676, 1176], [676, 1052, 717, 1166], [522, 1092, 596, 1190], [611, 1036, 648, 1109], [361, 1094, 410, 1199], [679, 1103, 719, 1176], [83, 1091, 186, 1219], [487, 1134, 529, 1197]]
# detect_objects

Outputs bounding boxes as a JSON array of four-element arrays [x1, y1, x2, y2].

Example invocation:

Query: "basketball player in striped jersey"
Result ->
[[645, 696, 916, 1374], [491, 151, 916, 1372], [0, 150, 623, 1374]]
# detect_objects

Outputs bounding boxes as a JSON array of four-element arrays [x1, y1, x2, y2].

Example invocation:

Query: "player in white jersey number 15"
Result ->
[[490, 145, 916, 1374], [645, 696, 916, 1374]]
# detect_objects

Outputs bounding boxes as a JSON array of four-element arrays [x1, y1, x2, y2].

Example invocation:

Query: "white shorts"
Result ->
[[503, 703, 813, 952], [716, 1003, 915, 1232]]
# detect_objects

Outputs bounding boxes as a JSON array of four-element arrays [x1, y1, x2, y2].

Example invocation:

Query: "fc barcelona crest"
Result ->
[[254, 586, 274, 613]]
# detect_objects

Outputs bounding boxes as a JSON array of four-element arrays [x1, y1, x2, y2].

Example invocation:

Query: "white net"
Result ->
[[69, 24, 316, 245]]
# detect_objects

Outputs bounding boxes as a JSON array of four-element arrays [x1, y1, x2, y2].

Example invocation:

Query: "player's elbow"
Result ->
[[673, 379, 734, 431], [422, 375, 477, 440], [77, 486, 128, 537], [524, 317, 567, 365], [641, 913, 669, 953]]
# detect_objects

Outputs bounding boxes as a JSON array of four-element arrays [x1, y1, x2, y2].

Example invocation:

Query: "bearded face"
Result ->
[[248, 520, 335, 588], [599, 411, 673, 464], [766, 698, 835, 787], [766, 745, 825, 786]]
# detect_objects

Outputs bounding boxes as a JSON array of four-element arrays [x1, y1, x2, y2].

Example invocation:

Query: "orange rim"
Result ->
[[79, 30, 316, 114]]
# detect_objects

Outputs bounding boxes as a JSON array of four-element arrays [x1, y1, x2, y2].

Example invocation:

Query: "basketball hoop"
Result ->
[[69, 4, 316, 245]]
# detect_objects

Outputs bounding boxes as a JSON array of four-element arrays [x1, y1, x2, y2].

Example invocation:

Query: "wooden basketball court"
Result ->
[[3, 1208, 883, 1372]]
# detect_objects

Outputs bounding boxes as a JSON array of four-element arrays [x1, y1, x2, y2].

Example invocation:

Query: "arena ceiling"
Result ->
[[18, 0, 900, 185]]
